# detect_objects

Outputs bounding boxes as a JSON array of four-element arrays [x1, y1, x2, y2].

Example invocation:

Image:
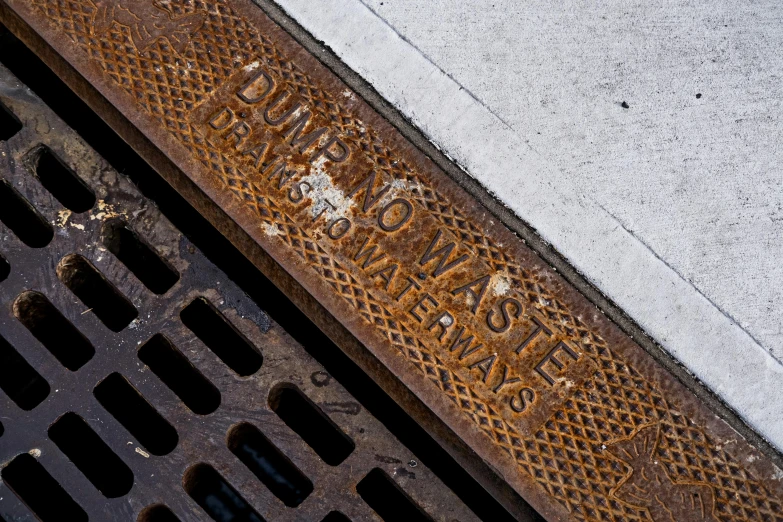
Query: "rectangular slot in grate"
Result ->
[[227, 422, 313, 507], [13, 290, 94, 371], [48, 412, 134, 498], [180, 297, 262, 376], [137, 504, 181, 522], [93, 373, 178, 456], [357, 468, 434, 522], [32, 145, 95, 213], [0, 252, 8, 281], [1, 453, 88, 522], [183, 463, 267, 522], [0, 100, 21, 141], [0, 332, 49, 410], [56, 254, 138, 331], [137, 333, 221, 415], [269, 383, 355, 466], [102, 220, 179, 295], [0, 179, 53, 248]]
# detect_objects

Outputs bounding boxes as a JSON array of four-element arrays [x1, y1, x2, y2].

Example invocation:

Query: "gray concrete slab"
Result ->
[[269, 0, 783, 450], [361, 0, 783, 359]]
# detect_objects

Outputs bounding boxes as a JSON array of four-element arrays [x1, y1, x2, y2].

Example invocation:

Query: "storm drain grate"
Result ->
[[0, 63, 480, 522]]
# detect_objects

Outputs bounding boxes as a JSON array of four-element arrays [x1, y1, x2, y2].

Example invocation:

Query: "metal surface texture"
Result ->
[[0, 1, 781, 521], [0, 62, 478, 521]]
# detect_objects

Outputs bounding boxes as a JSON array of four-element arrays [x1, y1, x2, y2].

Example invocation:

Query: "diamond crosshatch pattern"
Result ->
[[21, 1, 783, 521]]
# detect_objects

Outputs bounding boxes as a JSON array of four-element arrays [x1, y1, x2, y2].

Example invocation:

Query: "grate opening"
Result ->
[[0, 252, 8, 281], [93, 372, 178, 456], [268, 383, 355, 466], [31, 145, 95, 213], [56, 253, 138, 331], [0, 100, 21, 141], [48, 412, 134, 498], [102, 220, 179, 295], [0, 179, 53, 248], [0, 453, 88, 522], [138, 504, 181, 522], [13, 290, 95, 371], [138, 334, 221, 415], [183, 463, 267, 522], [322, 511, 351, 522], [357, 468, 434, 522], [0, 29, 523, 521], [0, 332, 49, 410], [227, 422, 313, 507], [180, 297, 262, 376]]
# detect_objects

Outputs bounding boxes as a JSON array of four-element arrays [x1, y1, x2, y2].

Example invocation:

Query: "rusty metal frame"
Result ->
[[0, 1, 781, 521]]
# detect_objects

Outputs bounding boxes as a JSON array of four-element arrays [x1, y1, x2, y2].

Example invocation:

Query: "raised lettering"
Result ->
[[486, 297, 523, 333], [394, 275, 421, 302], [354, 237, 387, 269], [311, 136, 350, 164], [408, 293, 438, 323], [241, 142, 271, 169], [209, 107, 235, 130], [377, 198, 413, 232], [451, 274, 490, 314], [288, 181, 311, 204], [420, 229, 469, 278], [516, 316, 553, 354], [427, 311, 454, 342], [311, 199, 337, 223], [449, 327, 484, 361], [348, 170, 391, 212], [283, 111, 328, 153], [468, 354, 497, 384], [264, 161, 296, 190], [369, 264, 399, 291], [225, 121, 251, 147], [237, 69, 275, 104], [264, 90, 302, 126], [492, 365, 522, 393], [327, 218, 351, 239], [510, 388, 535, 413], [535, 342, 579, 386]]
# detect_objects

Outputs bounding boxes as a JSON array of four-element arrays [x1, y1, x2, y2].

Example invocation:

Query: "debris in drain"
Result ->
[[135, 447, 151, 459]]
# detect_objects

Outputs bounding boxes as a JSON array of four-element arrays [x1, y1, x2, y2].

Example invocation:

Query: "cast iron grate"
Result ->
[[0, 62, 480, 522]]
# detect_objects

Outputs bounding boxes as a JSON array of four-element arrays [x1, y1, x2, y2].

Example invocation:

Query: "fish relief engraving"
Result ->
[[90, 0, 205, 55], [606, 423, 718, 522]]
